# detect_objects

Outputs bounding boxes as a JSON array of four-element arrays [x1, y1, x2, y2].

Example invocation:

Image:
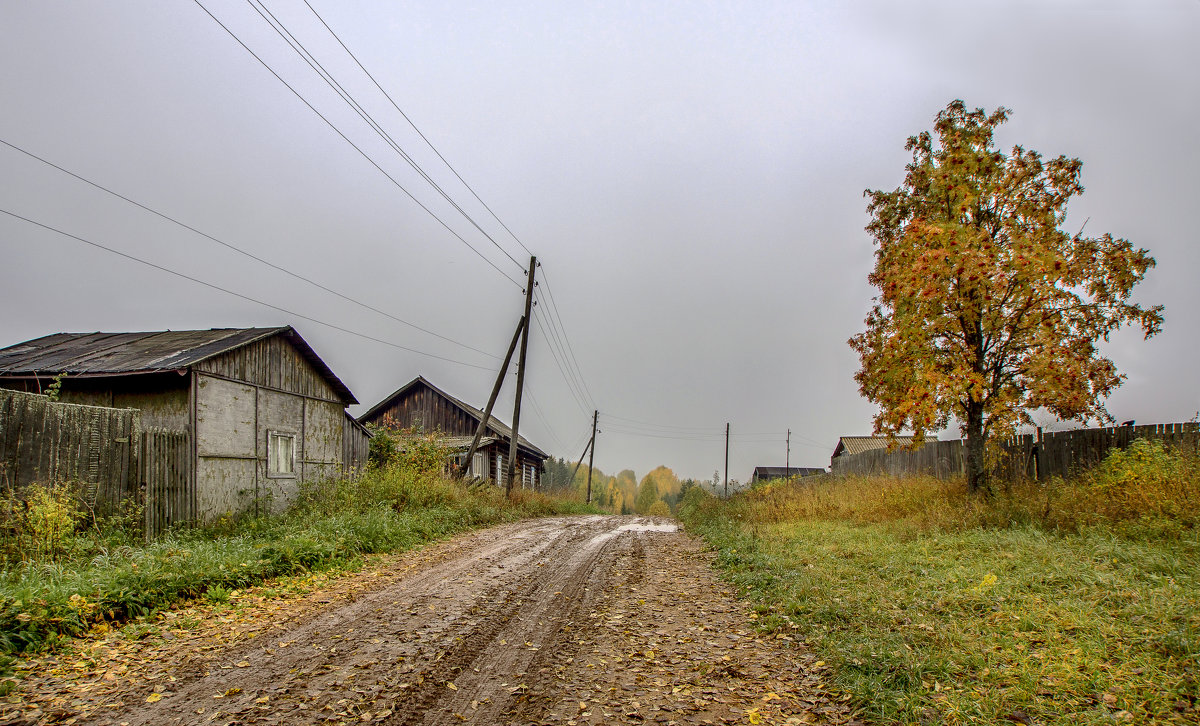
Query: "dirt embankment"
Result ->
[[4, 516, 856, 725]]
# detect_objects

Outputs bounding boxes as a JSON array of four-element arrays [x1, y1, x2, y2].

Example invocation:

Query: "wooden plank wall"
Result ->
[[831, 423, 1200, 481], [0, 388, 140, 517], [342, 417, 370, 476], [141, 430, 192, 537]]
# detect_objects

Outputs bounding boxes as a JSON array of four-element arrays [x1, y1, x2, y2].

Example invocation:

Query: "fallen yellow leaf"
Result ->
[[146, 693, 163, 703]]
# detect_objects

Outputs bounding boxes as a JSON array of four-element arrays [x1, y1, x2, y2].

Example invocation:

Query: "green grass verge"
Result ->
[[0, 467, 598, 656], [680, 484, 1200, 724]]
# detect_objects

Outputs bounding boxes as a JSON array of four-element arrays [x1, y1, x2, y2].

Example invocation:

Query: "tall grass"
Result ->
[[737, 439, 1200, 537], [679, 441, 1200, 724], [0, 465, 597, 655]]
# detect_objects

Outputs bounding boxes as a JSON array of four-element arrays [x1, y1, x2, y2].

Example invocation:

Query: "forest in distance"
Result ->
[[540, 458, 718, 515]]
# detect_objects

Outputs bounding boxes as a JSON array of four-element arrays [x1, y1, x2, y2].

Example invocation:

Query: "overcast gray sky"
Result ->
[[2, 1, 1197, 481]]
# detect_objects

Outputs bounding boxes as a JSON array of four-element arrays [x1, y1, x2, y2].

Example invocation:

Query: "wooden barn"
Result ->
[[358, 376, 549, 489], [0, 327, 369, 521]]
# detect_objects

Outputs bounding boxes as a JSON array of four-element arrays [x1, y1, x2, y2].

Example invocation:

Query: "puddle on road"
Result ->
[[614, 522, 678, 534], [584, 520, 678, 549]]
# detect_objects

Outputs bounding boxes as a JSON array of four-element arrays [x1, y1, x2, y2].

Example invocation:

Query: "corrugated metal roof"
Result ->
[[360, 376, 548, 459], [833, 435, 918, 457], [0, 327, 356, 404]]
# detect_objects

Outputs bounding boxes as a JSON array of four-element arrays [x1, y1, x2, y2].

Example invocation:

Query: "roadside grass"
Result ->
[[0, 464, 597, 658], [680, 441, 1200, 724]]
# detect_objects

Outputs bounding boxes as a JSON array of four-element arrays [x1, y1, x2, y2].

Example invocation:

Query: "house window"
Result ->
[[268, 431, 296, 478], [472, 452, 486, 478]]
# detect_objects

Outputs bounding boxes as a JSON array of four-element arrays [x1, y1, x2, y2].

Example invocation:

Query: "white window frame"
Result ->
[[472, 452, 486, 478], [267, 430, 297, 479]]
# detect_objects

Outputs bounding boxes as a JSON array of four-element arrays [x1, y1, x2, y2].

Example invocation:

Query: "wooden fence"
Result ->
[[0, 388, 141, 517], [0, 389, 192, 537], [831, 422, 1200, 481], [141, 430, 194, 536]]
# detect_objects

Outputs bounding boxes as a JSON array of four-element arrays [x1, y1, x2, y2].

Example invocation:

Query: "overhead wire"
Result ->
[[532, 299, 590, 413], [190, 0, 523, 288], [530, 310, 591, 417], [0, 138, 500, 362], [0, 207, 498, 371], [299, 0, 535, 259], [536, 266, 596, 408], [245, 0, 526, 273]]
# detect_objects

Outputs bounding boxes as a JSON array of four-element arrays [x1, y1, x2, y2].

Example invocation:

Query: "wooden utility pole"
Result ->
[[724, 422, 730, 498], [786, 428, 791, 475], [457, 315, 525, 478], [585, 409, 598, 504], [506, 256, 536, 495]]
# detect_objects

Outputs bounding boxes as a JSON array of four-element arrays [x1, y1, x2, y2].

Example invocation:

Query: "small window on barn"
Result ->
[[472, 452, 486, 478], [268, 431, 296, 478]]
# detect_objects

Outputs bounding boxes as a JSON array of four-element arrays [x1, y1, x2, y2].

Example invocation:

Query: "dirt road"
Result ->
[[4, 516, 855, 725]]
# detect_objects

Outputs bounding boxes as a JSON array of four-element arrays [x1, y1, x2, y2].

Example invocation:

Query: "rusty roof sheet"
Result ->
[[833, 435, 918, 457], [0, 327, 356, 404]]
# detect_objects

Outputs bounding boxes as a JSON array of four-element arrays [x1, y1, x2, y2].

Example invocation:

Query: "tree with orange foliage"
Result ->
[[850, 101, 1163, 493]]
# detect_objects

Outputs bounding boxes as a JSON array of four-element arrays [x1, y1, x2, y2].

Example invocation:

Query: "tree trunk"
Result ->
[[965, 402, 988, 494]]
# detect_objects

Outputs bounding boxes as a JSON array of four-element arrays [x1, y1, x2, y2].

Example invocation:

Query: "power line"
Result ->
[[244, 0, 525, 273], [536, 266, 596, 408], [0, 207, 496, 371], [190, 0, 523, 288], [599, 413, 723, 433], [524, 389, 568, 453], [300, 0, 535, 259], [533, 302, 591, 413], [0, 138, 500, 362], [530, 310, 591, 416]]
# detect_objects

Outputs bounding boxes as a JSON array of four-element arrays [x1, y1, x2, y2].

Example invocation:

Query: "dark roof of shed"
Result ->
[[751, 466, 825, 479], [359, 375, 548, 459], [0, 327, 356, 404]]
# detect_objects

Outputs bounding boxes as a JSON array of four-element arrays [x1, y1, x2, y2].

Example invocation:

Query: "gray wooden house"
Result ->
[[358, 376, 549, 489], [0, 327, 369, 520]]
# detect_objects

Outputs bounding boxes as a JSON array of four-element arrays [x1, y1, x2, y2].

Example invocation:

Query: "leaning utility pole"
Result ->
[[585, 409, 598, 504], [505, 256, 536, 495], [457, 315, 525, 479], [568, 435, 593, 492], [724, 422, 730, 498]]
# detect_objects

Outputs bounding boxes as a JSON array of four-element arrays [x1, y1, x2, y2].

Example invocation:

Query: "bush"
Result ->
[[646, 500, 671, 517], [0, 481, 85, 564]]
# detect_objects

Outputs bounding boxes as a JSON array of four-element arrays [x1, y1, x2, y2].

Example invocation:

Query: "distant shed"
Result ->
[[0, 327, 368, 520], [830, 435, 917, 468], [749, 466, 825, 483]]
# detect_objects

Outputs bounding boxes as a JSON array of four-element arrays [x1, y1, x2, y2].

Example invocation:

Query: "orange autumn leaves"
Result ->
[[850, 101, 1162, 474]]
